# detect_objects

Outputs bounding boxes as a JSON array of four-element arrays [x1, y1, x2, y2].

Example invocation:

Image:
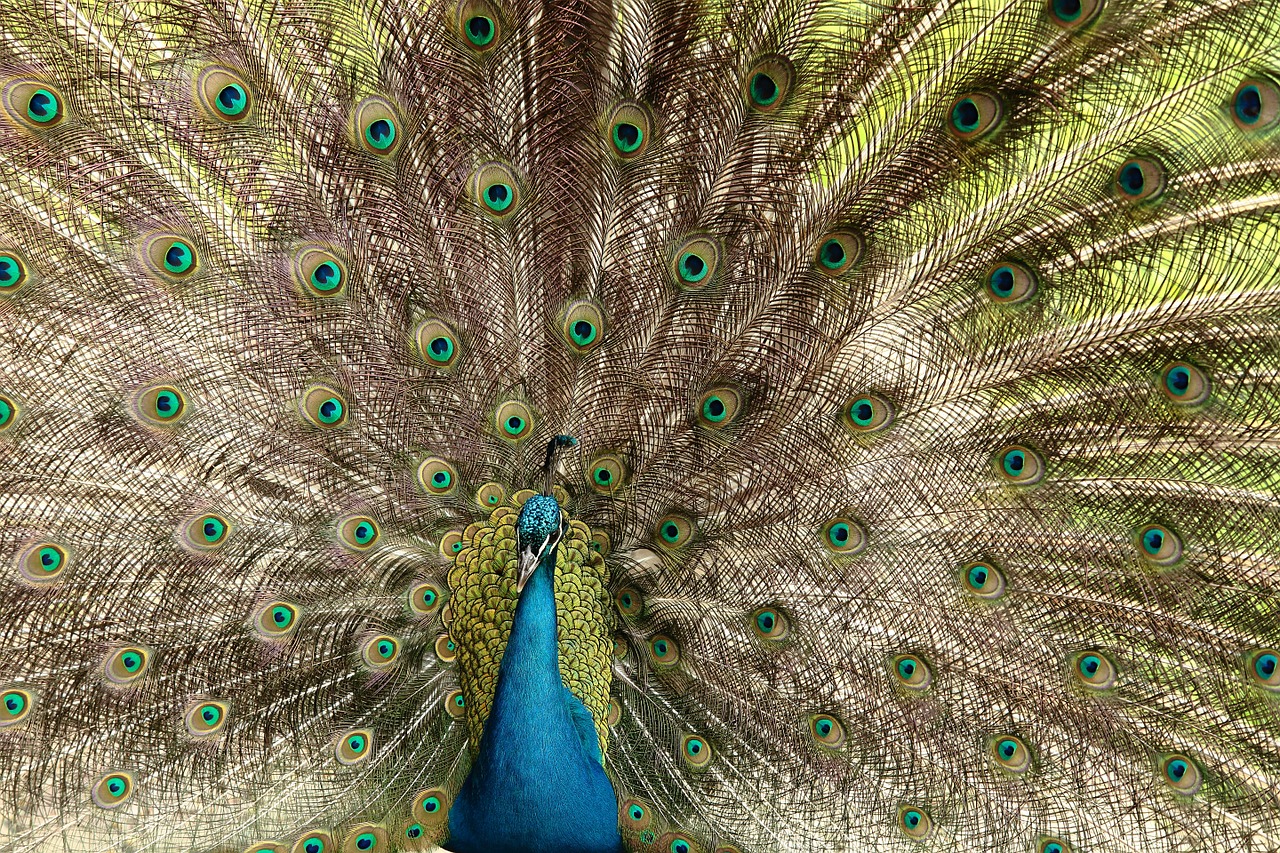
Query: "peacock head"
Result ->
[[514, 435, 576, 592]]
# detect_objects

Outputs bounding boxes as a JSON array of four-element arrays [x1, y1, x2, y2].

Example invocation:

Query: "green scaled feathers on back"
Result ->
[[0, 0, 1278, 851], [446, 489, 614, 759]]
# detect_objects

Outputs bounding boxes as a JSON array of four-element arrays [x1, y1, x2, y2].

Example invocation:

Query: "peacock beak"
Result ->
[[515, 547, 539, 593]]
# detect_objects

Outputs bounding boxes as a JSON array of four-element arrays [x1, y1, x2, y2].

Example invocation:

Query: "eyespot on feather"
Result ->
[[444, 688, 466, 718], [294, 246, 347, 297], [1071, 650, 1117, 690], [335, 729, 374, 765], [892, 654, 932, 691], [995, 445, 1043, 484], [415, 318, 461, 368], [898, 805, 932, 840], [92, 772, 134, 809], [181, 513, 230, 552], [143, 234, 199, 281], [1159, 361, 1210, 405], [1246, 648, 1280, 690], [337, 515, 380, 551], [745, 55, 794, 112], [340, 824, 387, 853], [409, 581, 444, 617], [814, 231, 862, 276], [562, 300, 605, 353], [0, 687, 33, 727], [658, 833, 701, 853], [354, 97, 400, 155], [3, 79, 66, 129], [412, 787, 450, 824], [1232, 76, 1280, 131], [1115, 157, 1165, 202], [697, 387, 742, 428], [18, 541, 68, 584], [985, 261, 1037, 304], [104, 646, 151, 686], [607, 101, 653, 159], [948, 92, 1002, 139], [654, 514, 693, 549], [456, 0, 502, 51], [196, 67, 252, 121], [361, 635, 400, 669], [472, 161, 521, 216], [1160, 753, 1202, 795], [588, 452, 628, 493], [495, 400, 534, 441], [1136, 524, 1182, 566], [292, 832, 335, 853], [300, 385, 348, 428], [822, 517, 866, 554], [681, 733, 713, 768], [254, 601, 300, 639], [0, 248, 33, 295], [843, 394, 893, 433], [184, 698, 230, 737], [750, 606, 789, 642], [990, 735, 1032, 773], [1048, 0, 1103, 28], [960, 560, 1005, 599], [649, 634, 680, 666], [809, 713, 846, 749], [134, 384, 188, 427], [671, 236, 720, 288]]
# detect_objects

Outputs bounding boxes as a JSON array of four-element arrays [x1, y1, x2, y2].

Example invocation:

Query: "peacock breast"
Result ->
[[445, 488, 615, 758]]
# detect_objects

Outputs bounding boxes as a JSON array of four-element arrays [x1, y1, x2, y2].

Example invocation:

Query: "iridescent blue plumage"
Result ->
[[446, 478, 621, 853]]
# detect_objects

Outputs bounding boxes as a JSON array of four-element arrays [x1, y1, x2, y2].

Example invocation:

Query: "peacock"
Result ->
[[0, 0, 1278, 850]]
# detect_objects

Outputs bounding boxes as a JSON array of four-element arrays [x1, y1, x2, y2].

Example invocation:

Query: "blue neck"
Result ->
[[446, 550, 621, 853]]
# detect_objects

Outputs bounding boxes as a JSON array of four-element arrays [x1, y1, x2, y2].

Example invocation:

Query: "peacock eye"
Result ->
[[671, 236, 720, 287], [681, 733, 713, 768], [607, 102, 653, 159], [19, 542, 68, 583], [0, 688, 32, 727], [298, 832, 332, 853], [27, 88, 60, 123], [294, 246, 347, 297], [361, 635, 400, 669], [822, 517, 866, 554], [898, 806, 932, 839], [1115, 157, 1165, 202], [948, 92, 1002, 139], [92, 772, 134, 808], [473, 162, 521, 216], [745, 55, 794, 112], [1072, 650, 1117, 689], [354, 97, 400, 155], [991, 735, 1032, 773], [1160, 754, 1201, 794], [1159, 361, 1210, 405], [892, 653, 932, 690], [336, 729, 374, 765], [184, 699, 229, 736], [104, 646, 150, 685], [809, 713, 846, 748], [1039, 839, 1071, 853], [1247, 648, 1280, 689], [300, 385, 348, 428], [961, 560, 1005, 599], [495, 400, 534, 440], [697, 386, 741, 428], [457, 0, 502, 50], [615, 586, 643, 618], [1048, 0, 1102, 27], [1136, 524, 1182, 566], [197, 67, 253, 121], [1232, 77, 1280, 131], [182, 513, 230, 551], [0, 251, 27, 292], [563, 300, 605, 352], [985, 261, 1037, 304], [814, 231, 862, 276], [444, 688, 466, 717], [843, 394, 893, 433], [255, 601, 299, 639], [751, 606, 790, 641], [649, 634, 680, 666], [995, 444, 1044, 484], [338, 516, 380, 550], [409, 581, 443, 616], [588, 452, 627, 493], [655, 514, 693, 549]]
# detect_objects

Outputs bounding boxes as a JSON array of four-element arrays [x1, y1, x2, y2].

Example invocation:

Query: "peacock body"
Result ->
[[0, 0, 1279, 851]]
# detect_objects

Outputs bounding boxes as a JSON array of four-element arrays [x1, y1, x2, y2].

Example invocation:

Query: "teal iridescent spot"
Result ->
[[26, 88, 59, 123], [215, 83, 247, 117], [364, 118, 396, 151]]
